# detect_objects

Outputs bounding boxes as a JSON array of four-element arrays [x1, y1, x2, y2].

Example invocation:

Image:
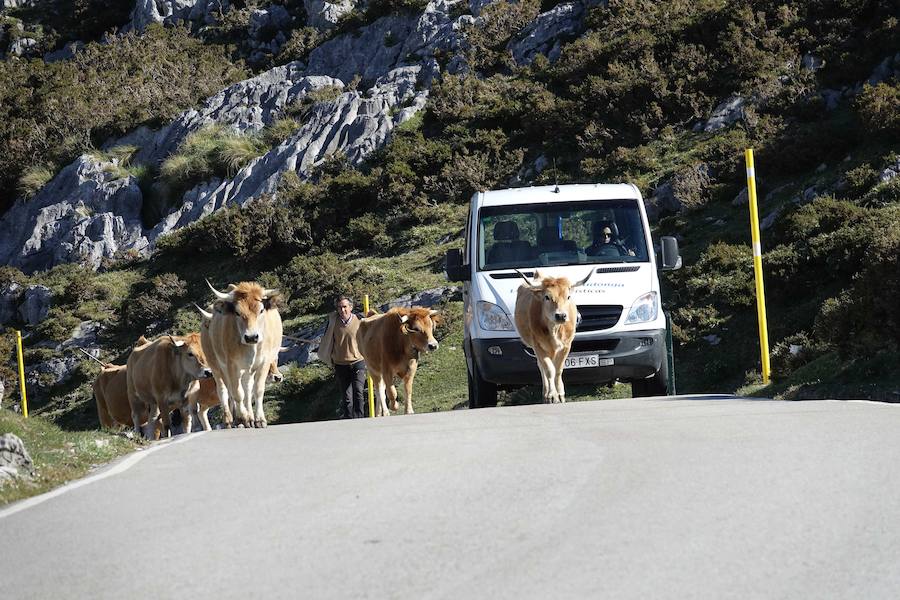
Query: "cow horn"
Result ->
[[514, 269, 542, 291], [572, 268, 595, 288], [428, 309, 439, 317], [194, 303, 213, 320], [399, 315, 409, 324], [168, 335, 185, 348], [206, 279, 232, 300], [262, 288, 279, 298]]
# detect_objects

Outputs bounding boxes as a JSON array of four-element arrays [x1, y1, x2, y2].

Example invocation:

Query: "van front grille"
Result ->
[[577, 305, 623, 331]]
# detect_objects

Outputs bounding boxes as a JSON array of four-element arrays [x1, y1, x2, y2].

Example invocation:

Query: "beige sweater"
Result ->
[[319, 312, 363, 367]]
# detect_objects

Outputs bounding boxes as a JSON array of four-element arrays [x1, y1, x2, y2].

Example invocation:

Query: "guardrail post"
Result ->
[[15, 329, 28, 417]]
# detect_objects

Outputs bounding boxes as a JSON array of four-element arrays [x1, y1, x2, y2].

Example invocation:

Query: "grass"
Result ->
[[159, 125, 268, 193], [0, 410, 139, 506], [17, 165, 54, 199]]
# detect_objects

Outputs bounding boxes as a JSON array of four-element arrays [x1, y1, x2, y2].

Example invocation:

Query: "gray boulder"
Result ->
[[304, 0, 356, 29], [880, 156, 900, 183], [0, 433, 34, 486], [0, 155, 147, 274], [0, 282, 23, 325], [130, 0, 204, 30], [9, 36, 38, 57], [509, 1, 588, 66], [18, 285, 52, 326], [698, 95, 746, 132]]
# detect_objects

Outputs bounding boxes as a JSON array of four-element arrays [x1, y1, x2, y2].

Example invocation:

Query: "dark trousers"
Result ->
[[334, 360, 367, 419]]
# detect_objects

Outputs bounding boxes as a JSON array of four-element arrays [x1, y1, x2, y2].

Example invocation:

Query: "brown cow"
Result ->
[[93, 337, 163, 436], [513, 269, 592, 403], [184, 360, 284, 432], [126, 333, 213, 439], [357, 307, 440, 416], [201, 281, 282, 428]]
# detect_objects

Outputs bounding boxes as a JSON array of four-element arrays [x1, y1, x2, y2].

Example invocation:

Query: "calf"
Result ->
[[126, 333, 213, 439], [514, 269, 592, 403], [357, 307, 440, 416]]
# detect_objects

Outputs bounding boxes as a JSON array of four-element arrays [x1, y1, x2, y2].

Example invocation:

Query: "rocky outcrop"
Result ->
[[509, 1, 586, 66], [0, 433, 34, 486], [304, 0, 355, 30], [129, 0, 225, 31], [18, 285, 52, 326], [3, 0, 472, 272], [133, 66, 342, 167], [0, 156, 147, 273]]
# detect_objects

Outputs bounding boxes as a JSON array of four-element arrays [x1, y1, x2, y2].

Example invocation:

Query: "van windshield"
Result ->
[[477, 199, 649, 271]]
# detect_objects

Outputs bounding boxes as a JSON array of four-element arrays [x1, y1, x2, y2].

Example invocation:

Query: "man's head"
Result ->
[[336, 296, 354, 321]]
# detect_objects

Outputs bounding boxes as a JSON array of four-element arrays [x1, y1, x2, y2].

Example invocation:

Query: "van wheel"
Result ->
[[468, 361, 497, 408], [631, 360, 669, 398]]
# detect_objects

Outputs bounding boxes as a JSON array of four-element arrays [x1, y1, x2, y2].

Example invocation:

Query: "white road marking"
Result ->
[[0, 432, 206, 520]]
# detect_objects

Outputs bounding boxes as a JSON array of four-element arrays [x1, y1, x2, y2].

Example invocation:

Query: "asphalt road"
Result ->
[[2, 396, 899, 599]]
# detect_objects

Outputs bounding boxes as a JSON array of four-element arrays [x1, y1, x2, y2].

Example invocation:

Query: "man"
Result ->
[[318, 296, 368, 418]]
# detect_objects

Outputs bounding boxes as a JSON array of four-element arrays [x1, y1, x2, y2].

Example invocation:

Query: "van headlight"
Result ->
[[624, 292, 658, 324], [477, 301, 514, 331]]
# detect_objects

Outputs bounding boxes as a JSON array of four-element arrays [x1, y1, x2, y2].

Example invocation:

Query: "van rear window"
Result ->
[[477, 199, 648, 270]]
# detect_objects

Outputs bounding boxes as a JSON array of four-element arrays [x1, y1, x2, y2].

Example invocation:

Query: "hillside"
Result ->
[[1, 0, 899, 437]]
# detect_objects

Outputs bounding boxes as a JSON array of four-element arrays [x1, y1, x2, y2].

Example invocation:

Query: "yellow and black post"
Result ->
[[745, 149, 772, 384], [15, 329, 28, 417]]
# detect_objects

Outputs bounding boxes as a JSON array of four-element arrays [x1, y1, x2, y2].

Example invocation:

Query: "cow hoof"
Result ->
[[255, 419, 267, 428]]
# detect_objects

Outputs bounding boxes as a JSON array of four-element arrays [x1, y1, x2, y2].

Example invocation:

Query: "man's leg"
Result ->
[[334, 364, 353, 419], [351, 360, 367, 418]]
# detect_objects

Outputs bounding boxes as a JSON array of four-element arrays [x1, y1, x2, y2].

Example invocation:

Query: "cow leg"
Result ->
[[213, 375, 233, 428], [144, 402, 161, 440], [157, 400, 172, 438], [554, 350, 569, 403], [388, 384, 399, 412], [237, 370, 254, 428], [538, 354, 558, 403], [402, 362, 418, 414], [374, 376, 389, 417], [198, 406, 212, 431], [251, 369, 267, 428]]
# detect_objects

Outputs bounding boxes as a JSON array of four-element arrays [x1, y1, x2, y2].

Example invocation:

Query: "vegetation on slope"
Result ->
[[1, 1, 899, 445]]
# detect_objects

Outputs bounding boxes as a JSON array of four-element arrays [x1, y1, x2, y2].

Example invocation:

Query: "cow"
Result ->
[[357, 306, 441, 416], [126, 333, 213, 439], [513, 269, 593, 403], [93, 337, 154, 433], [184, 357, 285, 432], [201, 280, 282, 428]]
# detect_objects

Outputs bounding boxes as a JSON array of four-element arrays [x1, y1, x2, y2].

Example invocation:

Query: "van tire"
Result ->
[[468, 361, 497, 408], [631, 360, 669, 398]]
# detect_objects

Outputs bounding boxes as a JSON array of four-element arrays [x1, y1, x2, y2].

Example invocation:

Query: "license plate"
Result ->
[[564, 353, 613, 369]]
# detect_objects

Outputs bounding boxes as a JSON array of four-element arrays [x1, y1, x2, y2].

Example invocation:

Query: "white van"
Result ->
[[445, 183, 682, 407]]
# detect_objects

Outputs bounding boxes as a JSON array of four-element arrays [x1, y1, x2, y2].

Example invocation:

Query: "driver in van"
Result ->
[[586, 221, 635, 257]]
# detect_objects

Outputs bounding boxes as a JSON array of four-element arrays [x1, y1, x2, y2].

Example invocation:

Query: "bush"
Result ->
[[856, 82, 900, 138], [123, 273, 187, 331]]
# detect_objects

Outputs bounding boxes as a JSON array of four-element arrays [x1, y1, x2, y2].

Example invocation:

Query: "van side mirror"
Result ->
[[660, 236, 682, 271], [445, 249, 470, 281]]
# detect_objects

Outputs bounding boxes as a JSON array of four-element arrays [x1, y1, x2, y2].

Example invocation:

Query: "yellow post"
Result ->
[[363, 294, 375, 418], [15, 329, 28, 418], [745, 149, 772, 384]]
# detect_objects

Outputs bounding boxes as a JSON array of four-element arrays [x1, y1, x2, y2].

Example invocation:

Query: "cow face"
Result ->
[[401, 308, 440, 353], [520, 269, 593, 326], [208, 281, 281, 346], [169, 334, 213, 380]]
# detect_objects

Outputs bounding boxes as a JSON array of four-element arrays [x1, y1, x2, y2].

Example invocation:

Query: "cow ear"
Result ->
[[262, 290, 282, 310]]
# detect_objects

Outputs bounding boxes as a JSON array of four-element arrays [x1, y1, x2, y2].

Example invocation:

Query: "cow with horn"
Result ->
[[513, 269, 593, 403], [200, 280, 283, 428]]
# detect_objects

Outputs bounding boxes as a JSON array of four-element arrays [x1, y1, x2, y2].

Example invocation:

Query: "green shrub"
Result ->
[[856, 82, 900, 138], [261, 118, 301, 147], [123, 273, 187, 331]]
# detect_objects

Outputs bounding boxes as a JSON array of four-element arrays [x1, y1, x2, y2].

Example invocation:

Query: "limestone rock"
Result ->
[[509, 1, 586, 66], [0, 282, 22, 325], [304, 0, 355, 29], [0, 156, 147, 274], [699, 95, 745, 132], [18, 285, 52, 326], [0, 433, 34, 486]]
